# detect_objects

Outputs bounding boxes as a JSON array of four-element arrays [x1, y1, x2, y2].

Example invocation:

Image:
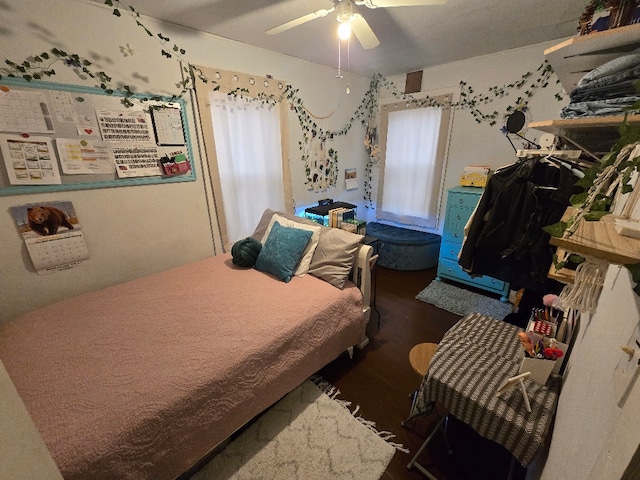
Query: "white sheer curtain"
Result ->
[[378, 104, 445, 229], [208, 91, 286, 243]]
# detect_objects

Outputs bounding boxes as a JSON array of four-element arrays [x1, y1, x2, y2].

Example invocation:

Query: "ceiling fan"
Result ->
[[266, 0, 448, 50]]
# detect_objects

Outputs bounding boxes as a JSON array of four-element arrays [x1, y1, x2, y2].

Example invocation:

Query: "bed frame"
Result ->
[[351, 243, 376, 350]]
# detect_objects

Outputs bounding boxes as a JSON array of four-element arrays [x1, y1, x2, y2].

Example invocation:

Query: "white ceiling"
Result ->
[[99, 0, 587, 77]]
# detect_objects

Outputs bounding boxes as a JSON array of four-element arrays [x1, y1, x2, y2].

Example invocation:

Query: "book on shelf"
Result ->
[[340, 218, 367, 235], [328, 207, 355, 228]]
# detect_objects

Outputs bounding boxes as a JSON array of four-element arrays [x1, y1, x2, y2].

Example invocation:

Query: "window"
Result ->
[[195, 67, 292, 248], [377, 95, 451, 229], [208, 92, 285, 242]]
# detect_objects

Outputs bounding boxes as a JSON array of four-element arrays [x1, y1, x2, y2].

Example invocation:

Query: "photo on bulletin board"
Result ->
[[0, 78, 196, 196], [10, 200, 90, 275], [0, 134, 61, 185]]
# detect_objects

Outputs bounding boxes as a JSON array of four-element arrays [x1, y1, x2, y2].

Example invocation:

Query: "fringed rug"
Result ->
[[416, 280, 513, 319], [190, 377, 404, 480]]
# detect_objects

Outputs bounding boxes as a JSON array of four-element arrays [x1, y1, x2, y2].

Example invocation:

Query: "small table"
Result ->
[[407, 313, 561, 468]]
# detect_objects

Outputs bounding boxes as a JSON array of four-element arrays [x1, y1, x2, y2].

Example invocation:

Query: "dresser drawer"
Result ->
[[437, 257, 507, 292], [446, 204, 473, 225], [448, 191, 480, 209], [440, 240, 462, 261], [442, 218, 466, 243]]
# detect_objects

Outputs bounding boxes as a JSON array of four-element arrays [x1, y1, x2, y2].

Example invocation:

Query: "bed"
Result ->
[[0, 209, 374, 480]]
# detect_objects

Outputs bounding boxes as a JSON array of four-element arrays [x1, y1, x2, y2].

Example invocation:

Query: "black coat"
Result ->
[[458, 157, 579, 291]]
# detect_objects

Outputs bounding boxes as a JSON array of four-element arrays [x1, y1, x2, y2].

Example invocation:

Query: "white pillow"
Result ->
[[261, 213, 321, 276]]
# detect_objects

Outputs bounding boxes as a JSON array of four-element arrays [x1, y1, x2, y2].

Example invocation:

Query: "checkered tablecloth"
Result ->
[[409, 312, 561, 466]]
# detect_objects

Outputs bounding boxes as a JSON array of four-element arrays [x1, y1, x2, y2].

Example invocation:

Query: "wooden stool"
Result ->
[[405, 343, 438, 421], [405, 342, 453, 479], [409, 342, 439, 379]]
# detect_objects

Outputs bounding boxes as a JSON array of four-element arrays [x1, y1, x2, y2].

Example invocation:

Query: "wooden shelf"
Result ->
[[530, 115, 640, 133], [545, 24, 640, 93], [549, 212, 640, 266], [529, 115, 640, 156]]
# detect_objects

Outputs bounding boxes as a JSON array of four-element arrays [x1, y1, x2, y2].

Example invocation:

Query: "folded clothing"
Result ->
[[561, 50, 640, 119], [561, 95, 640, 119], [571, 72, 640, 102]]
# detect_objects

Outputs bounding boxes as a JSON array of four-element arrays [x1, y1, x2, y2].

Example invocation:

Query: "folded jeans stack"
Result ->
[[561, 50, 640, 118]]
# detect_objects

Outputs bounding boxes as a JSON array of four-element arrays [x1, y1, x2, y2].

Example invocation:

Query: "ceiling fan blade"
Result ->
[[357, 0, 447, 7], [266, 7, 335, 35], [351, 14, 380, 50]]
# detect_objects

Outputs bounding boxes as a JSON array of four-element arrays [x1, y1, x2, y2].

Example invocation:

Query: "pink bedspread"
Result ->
[[0, 254, 364, 479]]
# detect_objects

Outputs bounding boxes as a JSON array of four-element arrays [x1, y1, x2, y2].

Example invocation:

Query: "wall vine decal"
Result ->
[[0, 0, 564, 204]]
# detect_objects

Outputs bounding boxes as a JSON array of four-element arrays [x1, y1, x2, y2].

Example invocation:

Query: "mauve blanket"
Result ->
[[0, 254, 364, 479]]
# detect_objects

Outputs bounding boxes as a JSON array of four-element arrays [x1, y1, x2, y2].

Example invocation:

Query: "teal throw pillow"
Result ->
[[254, 221, 313, 283], [231, 236, 262, 268]]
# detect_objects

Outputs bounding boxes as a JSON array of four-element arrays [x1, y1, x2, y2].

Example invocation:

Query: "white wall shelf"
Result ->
[[545, 24, 640, 93]]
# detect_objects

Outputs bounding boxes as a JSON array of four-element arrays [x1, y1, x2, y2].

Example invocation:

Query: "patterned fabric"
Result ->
[[191, 380, 396, 479], [409, 313, 561, 466]]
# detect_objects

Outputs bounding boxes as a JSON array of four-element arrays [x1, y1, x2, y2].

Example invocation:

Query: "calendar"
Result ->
[[151, 107, 186, 146], [11, 201, 89, 275], [25, 231, 89, 274]]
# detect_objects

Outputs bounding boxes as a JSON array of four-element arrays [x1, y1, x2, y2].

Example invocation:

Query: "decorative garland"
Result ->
[[0, 0, 564, 202]]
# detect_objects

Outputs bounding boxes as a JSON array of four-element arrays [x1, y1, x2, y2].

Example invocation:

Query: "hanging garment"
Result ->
[[458, 157, 580, 290]]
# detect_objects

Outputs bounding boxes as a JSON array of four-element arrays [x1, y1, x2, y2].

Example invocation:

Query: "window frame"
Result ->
[[193, 66, 292, 249], [377, 93, 453, 230]]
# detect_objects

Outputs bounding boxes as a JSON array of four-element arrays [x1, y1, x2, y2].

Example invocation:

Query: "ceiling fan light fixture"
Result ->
[[338, 21, 352, 40]]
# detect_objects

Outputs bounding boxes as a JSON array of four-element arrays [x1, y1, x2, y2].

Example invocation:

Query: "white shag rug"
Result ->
[[416, 280, 513, 319], [190, 377, 404, 480]]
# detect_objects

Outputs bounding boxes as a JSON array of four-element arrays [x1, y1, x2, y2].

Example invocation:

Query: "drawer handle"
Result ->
[[450, 250, 456, 255], [456, 214, 461, 220], [458, 198, 464, 204], [453, 233, 459, 238], [447, 267, 453, 272]]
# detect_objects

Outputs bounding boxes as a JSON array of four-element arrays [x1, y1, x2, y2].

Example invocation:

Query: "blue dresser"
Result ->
[[436, 186, 510, 301]]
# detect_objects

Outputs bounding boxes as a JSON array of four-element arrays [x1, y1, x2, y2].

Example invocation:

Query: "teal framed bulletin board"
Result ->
[[0, 78, 196, 196]]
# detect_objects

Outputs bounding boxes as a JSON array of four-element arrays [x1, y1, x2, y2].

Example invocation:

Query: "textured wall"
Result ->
[[541, 265, 640, 479]]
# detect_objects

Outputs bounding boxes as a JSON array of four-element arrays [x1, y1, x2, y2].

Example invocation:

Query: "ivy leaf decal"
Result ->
[[543, 221, 567, 238]]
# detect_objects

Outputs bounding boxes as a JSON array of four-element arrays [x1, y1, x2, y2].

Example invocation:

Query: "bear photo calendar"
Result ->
[[10, 200, 89, 275]]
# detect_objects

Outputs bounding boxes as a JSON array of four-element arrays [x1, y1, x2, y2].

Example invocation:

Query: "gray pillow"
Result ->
[[252, 208, 320, 240], [308, 227, 363, 289]]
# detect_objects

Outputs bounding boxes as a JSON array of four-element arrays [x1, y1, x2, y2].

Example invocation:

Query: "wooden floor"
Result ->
[[318, 266, 528, 480]]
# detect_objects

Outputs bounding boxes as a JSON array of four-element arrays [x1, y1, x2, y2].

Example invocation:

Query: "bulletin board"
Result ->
[[0, 78, 196, 196]]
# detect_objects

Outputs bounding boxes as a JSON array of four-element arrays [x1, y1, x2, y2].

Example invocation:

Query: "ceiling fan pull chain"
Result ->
[[336, 36, 343, 79], [346, 36, 351, 94]]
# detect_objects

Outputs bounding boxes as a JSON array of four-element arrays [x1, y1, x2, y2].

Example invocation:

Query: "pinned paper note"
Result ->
[[345, 168, 358, 190]]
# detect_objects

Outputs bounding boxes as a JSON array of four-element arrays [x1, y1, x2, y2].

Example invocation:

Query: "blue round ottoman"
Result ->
[[367, 222, 441, 271]]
